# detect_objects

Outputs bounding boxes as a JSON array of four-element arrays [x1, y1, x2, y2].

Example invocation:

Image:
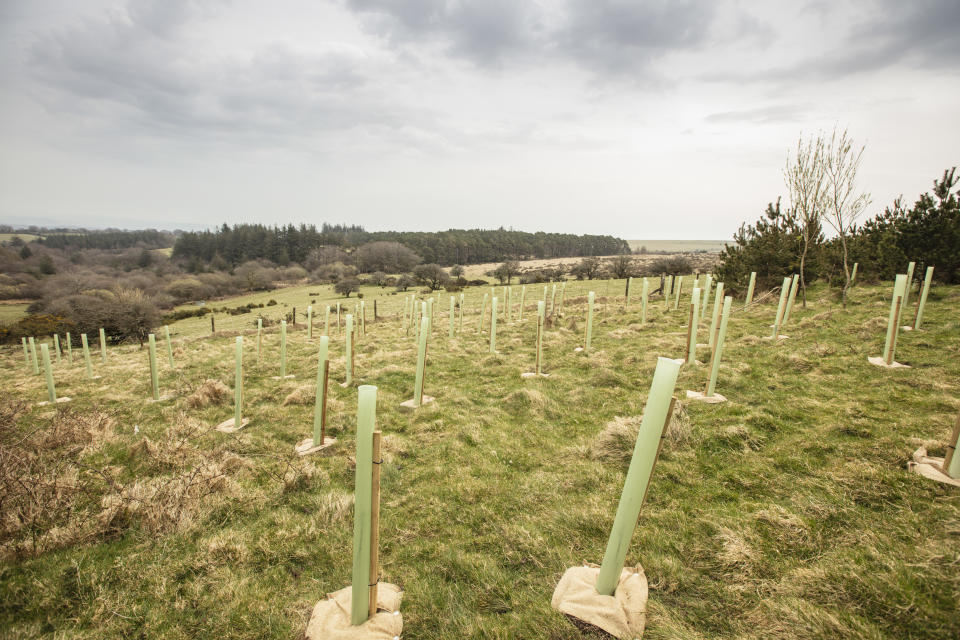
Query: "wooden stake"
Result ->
[[211, 315, 215, 334], [368, 430, 382, 618]]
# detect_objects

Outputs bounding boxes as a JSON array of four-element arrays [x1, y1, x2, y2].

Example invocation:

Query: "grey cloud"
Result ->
[[25, 0, 432, 149], [705, 104, 806, 125], [343, 0, 756, 79]]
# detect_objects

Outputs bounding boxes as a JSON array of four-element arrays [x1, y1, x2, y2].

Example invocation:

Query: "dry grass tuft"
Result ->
[[590, 415, 641, 463], [503, 388, 547, 414], [282, 384, 314, 406], [187, 379, 231, 408]]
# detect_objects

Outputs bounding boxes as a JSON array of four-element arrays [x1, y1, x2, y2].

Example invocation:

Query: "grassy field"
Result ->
[[1, 277, 958, 639], [0, 303, 29, 324], [628, 240, 728, 253], [0, 233, 44, 245]]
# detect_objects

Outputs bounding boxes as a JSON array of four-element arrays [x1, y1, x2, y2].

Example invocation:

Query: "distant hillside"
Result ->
[[628, 239, 728, 253]]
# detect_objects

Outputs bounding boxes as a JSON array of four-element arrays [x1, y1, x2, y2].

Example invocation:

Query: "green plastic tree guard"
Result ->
[[234, 336, 243, 426], [596, 356, 682, 595], [903, 261, 916, 310], [479, 294, 488, 332], [550, 284, 557, 317], [53, 334, 61, 363], [66, 332, 72, 363], [687, 288, 700, 365], [507, 286, 512, 322], [706, 296, 732, 397], [29, 337, 39, 375], [164, 326, 174, 368], [361, 300, 366, 336], [415, 316, 429, 406], [850, 262, 859, 286], [883, 275, 907, 364], [21, 337, 29, 370], [782, 274, 799, 326], [280, 320, 288, 378], [351, 384, 378, 625], [701, 274, 713, 310], [772, 276, 791, 339], [944, 413, 960, 479], [324, 305, 331, 337], [708, 282, 724, 349], [41, 344, 57, 403], [308, 305, 313, 340], [913, 266, 934, 329], [459, 293, 465, 332], [641, 278, 649, 324], [81, 334, 94, 379], [257, 318, 263, 363], [559, 282, 566, 315], [99, 328, 107, 363], [664, 275, 673, 309], [745, 271, 756, 305], [313, 336, 330, 445], [449, 296, 455, 339], [426, 298, 433, 335], [490, 297, 498, 353], [585, 291, 595, 352], [673, 275, 683, 310], [345, 315, 354, 385], [519, 286, 526, 321], [148, 333, 159, 401], [535, 300, 545, 375]]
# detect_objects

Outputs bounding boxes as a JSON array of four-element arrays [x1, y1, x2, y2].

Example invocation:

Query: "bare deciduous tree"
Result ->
[[822, 128, 870, 307], [785, 133, 827, 307]]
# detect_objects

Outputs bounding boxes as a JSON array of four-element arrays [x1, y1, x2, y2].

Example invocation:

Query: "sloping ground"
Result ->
[[1, 279, 957, 639]]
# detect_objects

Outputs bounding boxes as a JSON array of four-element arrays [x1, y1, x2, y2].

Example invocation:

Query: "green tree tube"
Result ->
[[66, 332, 72, 363], [415, 316, 428, 406], [351, 384, 377, 625], [29, 337, 40, 375], [53, 334, 61, 363], [81, 334, 94, 379], [772, 276, 791, 339], [337, 302, 341, 334], [307, 305, 313, 340], [641, 278, 649, 324], [519, 286, 526, 321], [21, 337, 29, 370], [99, 328, 107, 363], [851, 262, 859, 285], [944, 414, 960, 479], [490, 297, 498, 353], [708, 282, 724, 349], [41, 344, 57, 403], [701, 274, 713, 310], [596, 356, 682, 595], [536, 300, 545, 375], [164, 326, 175, 368], [782, 274, 799, 326], [585, 291, 595, 352], [673, 275, 683, 310], [324, 305, 331, 337], [883, 275, 907, 364], [449, 296, 455, 339], [559, 282, 566, 314], [745, 271, 757, 305], [706, 296, 733, 397], [257, 318, 263, 363], [313, 336, 330, 444], [234, 336, 243, 425], [507, 286, 512, 322], [687, 288, 700, 364], [479, 293, 488, 332], [280, 320, 288, 377], [664, 275, 673, 309], [903, 261, 916, 310], [550, 284, 557, 316], [361, 300, 366, 336], [913, 266, 934, 329], [148, 333, 159, 401], [426, 298, 433, 335], [345, 314, 354, 385]]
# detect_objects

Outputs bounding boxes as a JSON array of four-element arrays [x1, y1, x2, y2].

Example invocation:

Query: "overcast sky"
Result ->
[[0, 0, 957, 239]]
